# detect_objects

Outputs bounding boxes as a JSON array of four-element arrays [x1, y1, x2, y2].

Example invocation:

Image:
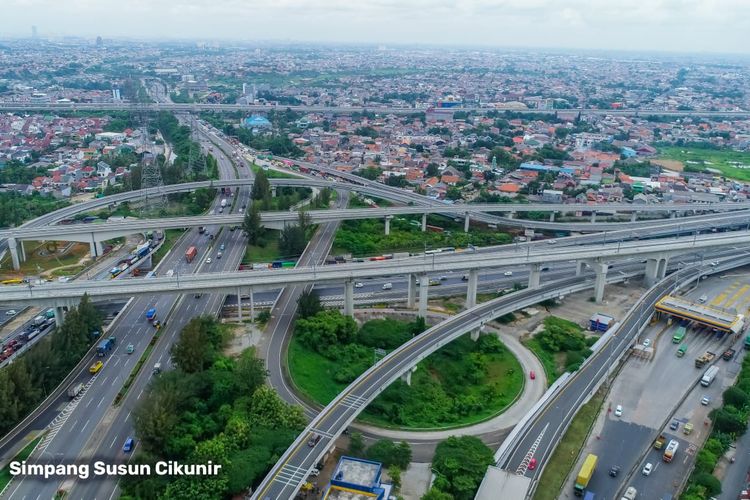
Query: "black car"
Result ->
[[609, 465, 620, 477]]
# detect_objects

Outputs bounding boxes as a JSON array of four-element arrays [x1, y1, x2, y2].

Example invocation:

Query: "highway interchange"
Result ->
[[2, 112, 750, 500]]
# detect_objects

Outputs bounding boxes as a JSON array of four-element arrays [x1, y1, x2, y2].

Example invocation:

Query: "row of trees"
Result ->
[[124, 316, 305, 499], [0, 295, 101, 435], [0, 191, 70, 229]]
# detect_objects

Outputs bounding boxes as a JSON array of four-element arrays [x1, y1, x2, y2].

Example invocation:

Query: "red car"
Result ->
[[529, 370, 536, 380], [528, 458, 537, 470]]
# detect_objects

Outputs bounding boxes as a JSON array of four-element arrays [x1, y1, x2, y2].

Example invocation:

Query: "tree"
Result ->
[[279, 224, 307, 258], [723, 386, 749, 409], [426, 163, 440, 178], [251, 168, 271, 203], [297, 209, 312, 234], [171, 317, 221, 373], [348, 432, 365, 457], [387, 464, 402, 489], [431, 436, 494, 500], [297, 290, 322, 319], [233, 348, 266, 396], [421, 488, 455, 500], [693, 472, 722, 496], [712, 407, 747, 434], [243, 203, 263, 245], [294, 310, 358, 353], [446, 186, 462, 201], [247, 385, 306, 430]]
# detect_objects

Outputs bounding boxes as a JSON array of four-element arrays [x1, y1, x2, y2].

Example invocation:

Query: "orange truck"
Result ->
[[185, 246, 198, 263]]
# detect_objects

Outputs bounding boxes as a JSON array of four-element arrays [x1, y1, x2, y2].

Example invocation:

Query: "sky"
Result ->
[[2, 0, 750, 54]]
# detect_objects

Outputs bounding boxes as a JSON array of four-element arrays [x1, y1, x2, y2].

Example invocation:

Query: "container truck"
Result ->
[[695, 351, 716, 368], [44, 308, 55, 319], [701, 365, 720, 386], [574, 454, 598, 496], [67, 382, 84, 399], [136, 243, 150, 258], [185, 246, 198, 263], [97, 336, 115, 356], [31, 315, 46, 327], [672, 326, 686, 344], [663, 439, 679, 462], [146, 308, 157, 323]]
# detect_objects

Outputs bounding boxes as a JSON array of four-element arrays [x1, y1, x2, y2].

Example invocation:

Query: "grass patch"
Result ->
[[250, 163, 301, 179], [151, 229, 185, 266], [243, 233, 283, 263], [524, 338, 558, 385], [0, 241, 89, 279], [522, 316, 595, 385], [533, 388, 606, 500], [288, 336, 348, 404], [657, 146, 750, 181], [0, 435, 43, 490]]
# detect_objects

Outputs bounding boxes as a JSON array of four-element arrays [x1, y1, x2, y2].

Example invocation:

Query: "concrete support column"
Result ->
[[657, 256, 669, 279], [466, 269, 479, 309], [464, 213, 470, 233], [271, 186, 277, 197], [89, 240, 103, 258], [54, 306, 66, 327], [528, 263, 542, 289], [631, 211, 638, 222], [344, 280, 354, 317], [236, 287, 243, 321], [407, 274, 416, 308], [249, 288, 255, 321], [670, 211, 677, 219], [418, 274, 429, 318], [590, 211, 597, 223], [421, 213, 427, 232], [549, 211, 556, 222], [645, 258, 660, 287], [575, 261, 586, 276], [384, 216, 392, 236], [19, 240, 26, 262], [508, 211, 515, 219], [8, 237, 20, 271], [470, 329, 481, 342], [593, 263, 608, 303], [400, 366, 417, 386]]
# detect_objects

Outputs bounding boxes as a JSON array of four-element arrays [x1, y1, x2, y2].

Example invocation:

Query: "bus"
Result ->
[[1, 278, 23, 285]]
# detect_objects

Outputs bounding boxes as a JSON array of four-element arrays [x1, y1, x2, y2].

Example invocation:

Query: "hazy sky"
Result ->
[[3, 0, 750, 54]]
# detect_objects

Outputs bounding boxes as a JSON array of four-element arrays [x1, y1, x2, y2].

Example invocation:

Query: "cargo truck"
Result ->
[[31, 315, 46, 327], [672, 326, 686, 344], [723, 348, 736, 361], [574, 454, 598, 496], [654, 434, 667, 449], [146, 308, 157, 323], [695, 351, 716, 368], [745, 335, 750, 350], [96, 336, 115, 356], [663, 439, 679, 462], [67, 382, 84, 399], [701, 365, 720, 386], [185, 246, 197, 263], [44, 308, 55, 319]]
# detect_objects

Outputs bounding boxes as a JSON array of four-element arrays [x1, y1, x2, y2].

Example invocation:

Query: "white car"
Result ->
[[57, 276, 70, 283], [382, 283, 393, 290], [309, 468, 320, 477], [354, 282, 364, 288], [615, 405, 623, 417], [5, 310, 17, 316], [547, 239, 557, 245], [643, 338, 651, 348], [701, 395, 711, 406], [642, 462, 653, 476], [205, 258, 212, 264], [504, 271, 513, 276]]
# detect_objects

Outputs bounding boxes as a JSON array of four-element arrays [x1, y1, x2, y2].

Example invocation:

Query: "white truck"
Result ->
[[67, 382, 84, 399], [701, 365, 720, 387]]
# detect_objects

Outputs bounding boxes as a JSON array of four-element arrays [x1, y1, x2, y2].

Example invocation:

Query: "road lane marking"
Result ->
[[110, 437, 117, 448]]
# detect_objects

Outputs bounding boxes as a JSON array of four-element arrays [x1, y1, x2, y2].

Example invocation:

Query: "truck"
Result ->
[[44, 308, 55, 319], [574, 454, 598, 496], [136, 242, 150, 258], [621, 486, 637, 500], [723, 348, 736, 361], [695, 351, 716, 368], [96, 336, 115, 356], [146, 308, 157, 323], [654, 434, 667, 449], [220, 199, 227, 208], [663, 439, 679, 462], [198, 226, 205, 234], [701, 365, 720, 386], [185, 246, 198, 263], [672, 326, 686, 344], [67, 382, 84, 399], [31, 315, 46, 327]]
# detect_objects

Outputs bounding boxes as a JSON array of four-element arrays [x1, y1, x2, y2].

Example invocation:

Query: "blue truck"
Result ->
[[146, 308, 157, 323], [96, 336, 116, 357]]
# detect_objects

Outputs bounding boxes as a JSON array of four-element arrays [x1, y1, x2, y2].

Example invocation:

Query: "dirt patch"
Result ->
[[652, 158, 684, 172]]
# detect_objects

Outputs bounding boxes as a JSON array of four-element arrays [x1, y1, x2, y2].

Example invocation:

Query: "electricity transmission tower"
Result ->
[[139, 110, 167, 214]]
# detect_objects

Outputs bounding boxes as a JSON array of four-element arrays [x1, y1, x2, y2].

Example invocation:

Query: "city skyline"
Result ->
[[2, 0, 750, 55]]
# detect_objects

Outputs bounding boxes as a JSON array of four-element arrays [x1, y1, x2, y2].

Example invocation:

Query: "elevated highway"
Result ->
[[2, 230, 749, 307], [1, 101, 748, 118]]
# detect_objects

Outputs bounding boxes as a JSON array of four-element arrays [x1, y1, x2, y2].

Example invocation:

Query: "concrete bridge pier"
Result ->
[[644, 255, 670, 287], [19, 240, 26, 262], [89, 239, 103, 258], [528, 263, 542, 289], [418, 274, 429, 318], [7, 237, 21, 271], [631, 211, 638, 222], [271, 186, 277, 197], [508, 211, 515, 219], [249, 288, 255, 321], [384, 216, 392, 236], [407, 273, 417, 308], [401, 365, 417, 386], [464, 213, 470, 233], [344, 280, 354, 317], [466, 269, 479, 309], [54, 305, 67, 327], [470, 328, 483, 342], [549, 211, 556, 222], [575, 261, 586, 276], [590, 211, 597, 223], [593, 262, 608, 303], [421, 213, 427, 232], [670, 211, 677, 219], [236, 287, 243, 321]]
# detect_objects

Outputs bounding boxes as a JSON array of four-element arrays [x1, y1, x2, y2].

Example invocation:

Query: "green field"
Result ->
[[151, 229, 185, 266], [658, 146, 750, 181], [243, 233, 283, 263]]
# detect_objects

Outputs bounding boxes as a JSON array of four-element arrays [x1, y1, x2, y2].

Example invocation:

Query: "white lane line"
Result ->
[[80, 418, 90, 433], [110, 436, 117, 448], [97, 398, 104, 408], [137, 388, 144, 400]]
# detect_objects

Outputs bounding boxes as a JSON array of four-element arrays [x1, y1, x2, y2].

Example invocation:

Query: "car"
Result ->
[[382, 283, 393, 290], [220, 244, 225, 251], [5, 310, 16, 316], [615, 405, 623, 417], [205, 257, 212, 264], [642, 462, 653, 476], [528, 458, 537, 470], [609, 465, 621, 477], [217, 252, 223, 259], [701, 395, 711, 406], [504, 271, 513, 276], [126, 344, 134, 354], [643, 338, 651, 348], [439, 275, 448, 281], [123, 437, 135, 453], [57, 276, 70, 283], [710, 261, 719, 266], [194, 293, 202, 299], [354, 282, 364, 288], [461, 274, 469, 281], [209, 233, 215, 240], [230, 226, 236, 231], [309, 468, 320, 477], [307, 434, 321, 447], [547, 239, 557, 245], [670, 420, 680, 430], [239, 208, 244, 214], [89, 360, 103, 374]]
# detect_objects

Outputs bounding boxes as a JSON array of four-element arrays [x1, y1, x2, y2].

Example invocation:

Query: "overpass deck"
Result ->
[[655, 295, 744, 333]]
